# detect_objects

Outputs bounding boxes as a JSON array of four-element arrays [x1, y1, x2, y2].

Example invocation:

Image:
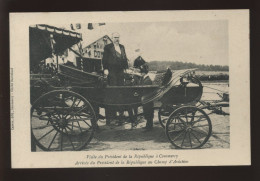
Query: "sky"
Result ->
[[59, 20, 228, 66]]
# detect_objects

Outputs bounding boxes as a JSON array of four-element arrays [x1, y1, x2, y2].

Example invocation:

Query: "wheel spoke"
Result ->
[[31, 115, 50, 121], [32, 113, 51, 119], [77, 121, 83, 133], [46, 120, 50, 125], [190, 131, 201, 144], [61, 95, 65, 118], [70, 97, 78, 108], [67, 124, 91, 131], [32, 122, 58, 130], [75, 99, 82, 107], [168, 129, 185, 133], [48, 130, 59, 150], [57, 113, 62, 119], [60, 128, 64, 151], [169, 121, 185, 125], [173, 118, 176, 130], [185, 109, 188, 123], [67, 118, 92, 122], [50, 113, 60, 121], [37, 128, 55, 141], [64, 128, 75, 150], [191, 116, 207, 125], [83, 120, 92, 128], [66, 126, 74, 133], [73, 115, 92, 127], [64, 96, 73, 102], [181, 131, 187, 147], [63, 97, 78, 118], [71, 111, 93, 120], [188, 132, 192, 148], [192, 124, 209, 129], [191, 111, 196, 122], [179, 115, 206, 118], [177, 116, 186, 125], [66, 106, 88, 121], [162, 118, 167, 123], [75, 105, 87, 114], [176, 118, 185, 129], [191, 128, 208, 136], [172, 130, 185, 142]]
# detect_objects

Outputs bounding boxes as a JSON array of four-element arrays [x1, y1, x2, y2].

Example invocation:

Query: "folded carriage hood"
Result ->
[[141, 68, 197, 104]]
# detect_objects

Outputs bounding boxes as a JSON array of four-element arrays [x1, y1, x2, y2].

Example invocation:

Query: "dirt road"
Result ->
[[86, 109, 229, 151]]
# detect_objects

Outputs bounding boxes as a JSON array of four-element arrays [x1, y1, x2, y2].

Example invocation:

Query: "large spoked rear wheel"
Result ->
[[31, 90, 97, 151], [166, 106, 212, 149]]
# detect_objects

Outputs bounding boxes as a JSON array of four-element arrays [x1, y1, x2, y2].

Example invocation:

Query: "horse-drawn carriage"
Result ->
[[30, 24, 229, 151]]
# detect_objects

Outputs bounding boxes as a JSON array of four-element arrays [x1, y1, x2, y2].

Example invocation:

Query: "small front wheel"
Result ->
[[165, 106, 212, 149], [158, 108, 171, 129]]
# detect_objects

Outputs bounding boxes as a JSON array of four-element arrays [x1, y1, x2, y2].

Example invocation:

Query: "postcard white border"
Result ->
[[10, 10, 250, 168]]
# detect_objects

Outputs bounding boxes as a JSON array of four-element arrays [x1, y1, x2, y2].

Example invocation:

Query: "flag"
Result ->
[[70, 24, 74, 30], [76, 23, 81, 29], [88, 23, 93, 30]]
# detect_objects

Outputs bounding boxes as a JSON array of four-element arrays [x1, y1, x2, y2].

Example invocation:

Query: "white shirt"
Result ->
[[114, 44, 121, 54]]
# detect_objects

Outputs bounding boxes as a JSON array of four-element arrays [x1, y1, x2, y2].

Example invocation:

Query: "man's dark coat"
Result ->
[[102, 43, 128, 72]]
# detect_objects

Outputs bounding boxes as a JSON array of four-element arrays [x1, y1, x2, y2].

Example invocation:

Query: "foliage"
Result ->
[[148, 61, 229, 72]]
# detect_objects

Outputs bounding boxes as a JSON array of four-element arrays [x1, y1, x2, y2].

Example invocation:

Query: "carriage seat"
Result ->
[[152, 68, 172, 86], [59, 64, 105, 87]]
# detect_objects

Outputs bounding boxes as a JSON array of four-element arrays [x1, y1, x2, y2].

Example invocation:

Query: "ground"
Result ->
[[86, 108, 230, 151]]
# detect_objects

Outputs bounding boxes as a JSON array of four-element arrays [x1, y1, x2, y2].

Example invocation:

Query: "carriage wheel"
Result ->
[[165, 106, 212, 149], [31, 90, 97, 151], [158, 108, 171, 129], [160, 76, 202, 129]]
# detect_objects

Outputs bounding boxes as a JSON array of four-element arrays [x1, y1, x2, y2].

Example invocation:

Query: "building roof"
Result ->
[[30, 24, 82, 66], [83, 35, 112, 49]]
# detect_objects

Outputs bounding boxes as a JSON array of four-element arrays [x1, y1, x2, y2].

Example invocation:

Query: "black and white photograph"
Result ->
[[10, 10, 250, 168], [30, 21, 230, 151]]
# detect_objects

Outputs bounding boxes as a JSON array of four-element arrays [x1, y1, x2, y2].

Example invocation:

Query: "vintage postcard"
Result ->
[[10, 10, 250, 168]]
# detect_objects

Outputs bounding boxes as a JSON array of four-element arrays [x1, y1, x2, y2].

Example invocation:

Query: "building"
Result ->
[[76, 35, 112, 72]]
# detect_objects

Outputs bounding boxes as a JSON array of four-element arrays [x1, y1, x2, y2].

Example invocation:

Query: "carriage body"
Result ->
[[69, 70, 203, 109], [31, 64, 203, 109]]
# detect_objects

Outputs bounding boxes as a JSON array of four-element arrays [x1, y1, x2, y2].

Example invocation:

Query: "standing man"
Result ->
[[102, 32, 128, 85], [133, 56, 154, 130], [102, 32, 129, 125]]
